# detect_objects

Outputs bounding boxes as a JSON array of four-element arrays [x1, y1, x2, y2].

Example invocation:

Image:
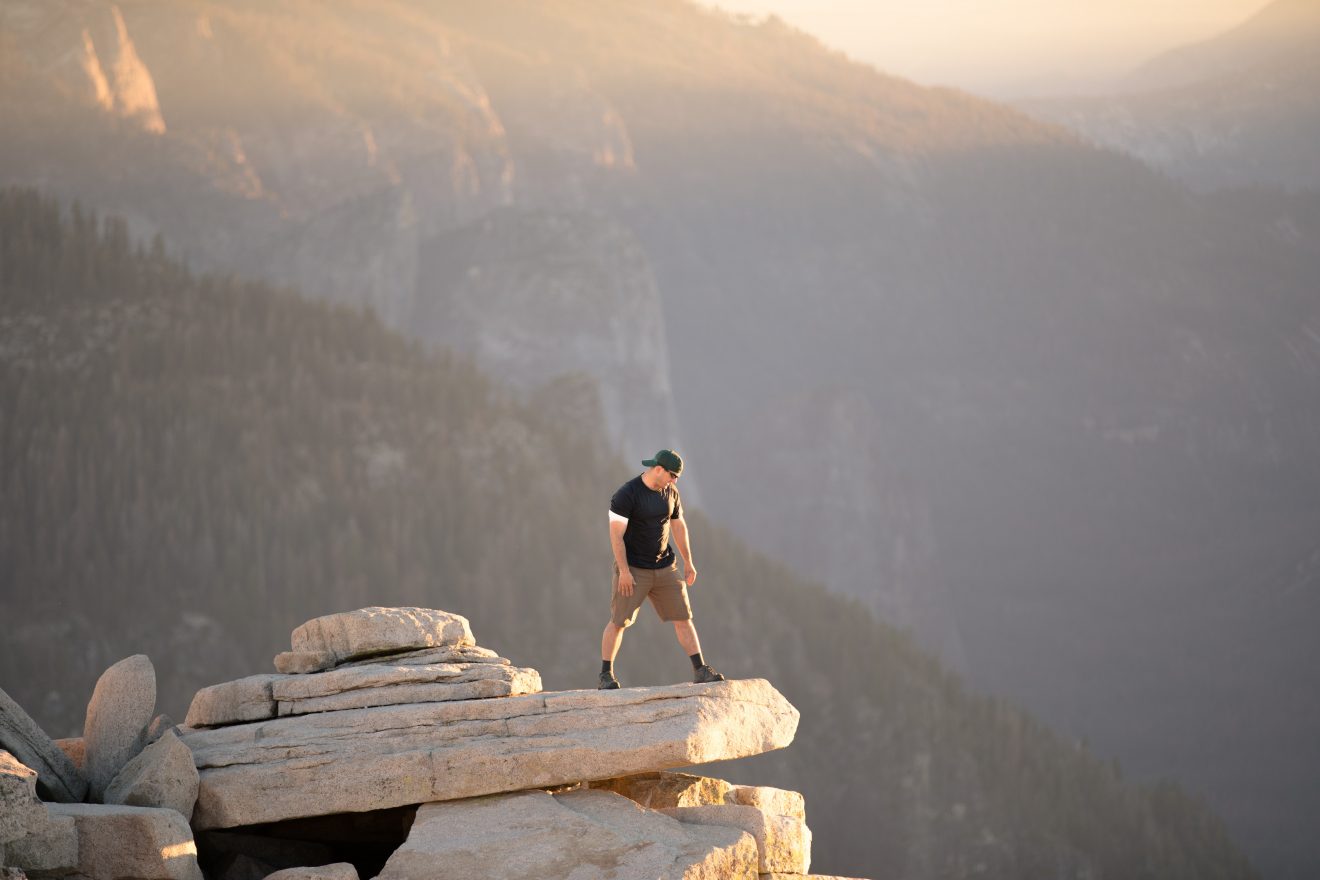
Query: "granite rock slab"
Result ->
[[376, 790, 758, 880], [2, 812, 78, 875], [274, 644, 505, 675], [272, 663, 541, 715], [185, 675, 286, 728], [47, 803, 202, 880], [182, 678, 799, 829], [290, 607, 474, 665], [83, 654, 157, 801], [0, 687, 87, 803]]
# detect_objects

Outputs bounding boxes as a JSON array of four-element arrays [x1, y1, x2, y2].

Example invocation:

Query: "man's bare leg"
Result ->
[[601, 620, 626, 661], [674, 619, 725, 683], [672, 619, 702, 656]]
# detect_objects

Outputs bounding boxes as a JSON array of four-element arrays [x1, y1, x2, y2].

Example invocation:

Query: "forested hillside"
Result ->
[[0, 189, 1256, 879]]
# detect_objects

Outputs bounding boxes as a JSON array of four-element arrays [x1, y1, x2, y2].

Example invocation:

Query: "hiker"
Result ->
[[599, 449, 725, 689]]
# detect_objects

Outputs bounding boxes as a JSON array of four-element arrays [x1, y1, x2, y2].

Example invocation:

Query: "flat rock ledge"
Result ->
[[182, 678, 799, 829], [185, 661, 540, 727]]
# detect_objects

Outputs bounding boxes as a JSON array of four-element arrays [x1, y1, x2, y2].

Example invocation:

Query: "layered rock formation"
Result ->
[[2, 607, 857, 879]]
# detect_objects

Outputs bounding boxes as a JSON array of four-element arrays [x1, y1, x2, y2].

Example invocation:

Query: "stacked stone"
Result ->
[[5, 607, 863, 880], [183, 607, 540, 727], [1, 657, 202, 880]]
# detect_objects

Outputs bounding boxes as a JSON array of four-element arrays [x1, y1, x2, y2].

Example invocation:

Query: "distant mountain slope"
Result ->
[[1124, 0, 1320, 92], [1022, 0, 1320, 190], [0, 189, 1258, 879]]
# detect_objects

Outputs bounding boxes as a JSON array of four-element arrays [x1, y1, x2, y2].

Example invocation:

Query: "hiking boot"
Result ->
[[598, 670, 621, 690], [692, 664, 726, 684]]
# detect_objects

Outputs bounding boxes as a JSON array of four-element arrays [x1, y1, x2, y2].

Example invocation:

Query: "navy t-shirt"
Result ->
[[610, 475, 683, 569]]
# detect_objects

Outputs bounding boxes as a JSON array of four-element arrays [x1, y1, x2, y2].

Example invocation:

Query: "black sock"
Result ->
[[602, 660, 613, 674], [689, 652, 705, 670]]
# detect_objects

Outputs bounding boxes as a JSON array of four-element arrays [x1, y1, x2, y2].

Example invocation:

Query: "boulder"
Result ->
[[104, 730, 199, 819], [53, 737, 85, 770], [2, 868, 27, 880], [290, 607, 474, 665], [185, 674, 287, 728], [264, 864, 360, 880], [83, 654, 157, 801], [590, 771, 734, 809], [663, 804, 811, 874], [0, 687, 88, 802], [0, 752, 75, 871], [47, 803, 203, 880], [272, 662, 542, 716], [376, 789, 758, 880], [1, 751, 46, 845], [183, 678, 799, 829]]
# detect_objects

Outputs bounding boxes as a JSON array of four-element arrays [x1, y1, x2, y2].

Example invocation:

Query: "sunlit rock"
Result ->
[[663, 804, 811, 875], [0, 687, 87, 803], [105, 730, 199, 819], [290, 607, 474, 665], [272, 662, 541, 716], [376, 790, 758, 880], [83, 654, 157, 801], [184, 674, 285, 728], [183, 678, 799, 829], [47, 803, 202, 880]]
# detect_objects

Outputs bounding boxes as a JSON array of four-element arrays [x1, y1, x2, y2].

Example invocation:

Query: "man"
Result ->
[[599, 448, 725, 689]]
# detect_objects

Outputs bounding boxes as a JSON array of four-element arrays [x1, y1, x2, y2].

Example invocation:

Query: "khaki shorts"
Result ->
[[610, 561, 692, 627]]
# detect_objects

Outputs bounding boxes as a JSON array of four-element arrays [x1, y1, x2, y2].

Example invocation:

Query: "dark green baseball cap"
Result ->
[[642, 449, 683, 474]]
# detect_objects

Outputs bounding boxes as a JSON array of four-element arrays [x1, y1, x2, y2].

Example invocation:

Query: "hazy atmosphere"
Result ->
[[709, 0, 1270, 93], [2, 1, 1318, 879]]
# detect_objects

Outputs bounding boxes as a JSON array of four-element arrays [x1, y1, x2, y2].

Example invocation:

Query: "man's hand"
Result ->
[[617, 568, 636, 597], [685, 564, 698, 586]]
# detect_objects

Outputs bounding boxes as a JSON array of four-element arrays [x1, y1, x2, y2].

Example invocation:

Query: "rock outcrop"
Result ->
[[184, 678, 798, 829], [104, 730, 199, 819], [83, 654, 157, 802], [290, 607, 475, 665], [47, 803, 202, 880], [1, 750, 79, 875], [0, 688, 87, 803], [376, 790, 759, 880], [4, 606, 845, 879]]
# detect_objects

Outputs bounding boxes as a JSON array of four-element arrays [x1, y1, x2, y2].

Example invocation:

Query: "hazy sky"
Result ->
[[706, 0, 1269, 95]]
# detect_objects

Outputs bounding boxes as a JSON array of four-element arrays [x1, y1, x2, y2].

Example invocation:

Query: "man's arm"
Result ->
[[671, 517, 697, 586], [609, 518, 635, 596]]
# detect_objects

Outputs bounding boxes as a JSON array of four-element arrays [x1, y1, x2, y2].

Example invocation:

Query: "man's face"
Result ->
[[655, 465, 680, 488]]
